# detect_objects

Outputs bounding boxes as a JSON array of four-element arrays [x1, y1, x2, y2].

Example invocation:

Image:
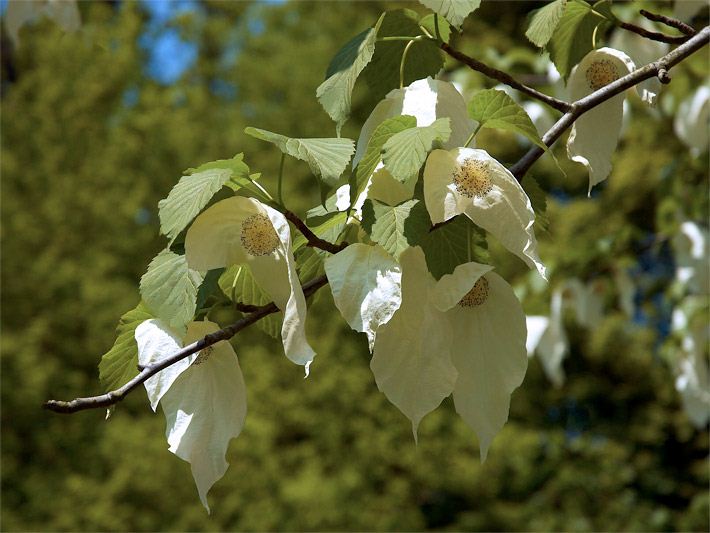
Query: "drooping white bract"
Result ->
[[136, 320, 247, 512], [370, 247, 456, 441], [353, 77, 476, 168], [674, 87, 710, 157], [567, 48, 636, 194], [614, 268, 636, 319], [526, 289, 569, 387], [672, 221, 709, 295], [432, 259, 528, 460], [370, 247, 528, 459], [185, 196, 315, 374], [561, 278, 605, 329], [610, 22, 668, 106], [671, 304, 710, 428], [423, 147, 547, 280], [4, 0, 80, 48], [324, 243, 402, 351]]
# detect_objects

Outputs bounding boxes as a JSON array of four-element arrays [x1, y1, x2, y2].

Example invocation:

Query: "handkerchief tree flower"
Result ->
[[40, 0, 710, 515], [566, 47, 636, 194], [184, 195, 316, 375], [424, 147, 547, 280]]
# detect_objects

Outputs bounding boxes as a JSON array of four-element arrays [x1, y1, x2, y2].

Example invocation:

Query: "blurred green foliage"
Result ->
[[1, 1, 707, 531]]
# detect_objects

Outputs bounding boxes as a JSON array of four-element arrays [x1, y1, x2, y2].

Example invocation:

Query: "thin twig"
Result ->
[[618, 21, 690, 44], [640, 9, 697, 36], [283, 209, 347, 254], [510, 26, 710, 180], [440, 42, 572, 113], [43, 275, 329, 414]]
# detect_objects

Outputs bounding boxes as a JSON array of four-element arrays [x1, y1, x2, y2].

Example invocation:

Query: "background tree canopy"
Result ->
[[1, 1, 707, 530]]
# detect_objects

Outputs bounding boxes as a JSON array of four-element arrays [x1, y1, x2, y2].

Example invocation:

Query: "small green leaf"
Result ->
[[418, 0, 481, 29], [139, 250, 203, 334], [548, 0, 613, 80], [296, 210, 349, 251], [98, 302, 154, 392], [218, 265, 282, 339], [420, 216, 489, 279], [382, 118, 451, 182], [316, 14, 384, 134], [468, 89, 546, 150], [195, 267, 226, 312], [361, 199, 431, 259], [158, 153, 249, 242], [245, 127, 355, 187], [357, 115, 417, 186], [361, 10, 444, 104], [521, 175, 549, 232], [419, 13, 451, 42], [525, 0, 567, 48]]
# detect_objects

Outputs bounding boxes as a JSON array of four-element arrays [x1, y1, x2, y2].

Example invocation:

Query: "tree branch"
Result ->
[[43, 275, 329, 414], [618, 20, 690, 44], [44, 26, 709, 416], [283, 209, 347, 254], [639, 9, 697, 37], [510, 26, 710, 180], [440, 42, 572, 113]]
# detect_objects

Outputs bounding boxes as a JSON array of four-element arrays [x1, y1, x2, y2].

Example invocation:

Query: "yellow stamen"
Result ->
[[458, 276, 489, 307], [241, 213, 279, 256], [453, 158, 492, 198], [585, 59, 619, 91]]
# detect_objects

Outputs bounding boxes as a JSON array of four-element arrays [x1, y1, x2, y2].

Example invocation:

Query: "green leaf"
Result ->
[[420, 216, 489, 279], [295, 246, 326, 284], [245, 127, 355, 187], [521, 175, 549, 232], [296, 210, 349, 251], [418, 0, 481, 29], [316, 14, 384, 134], [361, 199, 431, 259], [354, 115, 418, 208], [139, 250, 203, 334], [98, 302, 154, 392], [419, 13, 452, 42], [382, 118, 451, 182], [158, 153, 250, 242], [548, 0, 613, 80], [218, 265, 282, 339], [468, 89, 546, 150], [361, 10, 444, 104], [525, 0, 567, 48], [195, 267, 226, 312]]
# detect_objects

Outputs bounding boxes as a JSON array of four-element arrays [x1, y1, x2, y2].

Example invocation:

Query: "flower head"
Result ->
[[423, 147, 547, 279], [185, 196, 316, 374], [567, 48, 635, 193], [366, 246, 528, 459], [136, 319, 247, 512]]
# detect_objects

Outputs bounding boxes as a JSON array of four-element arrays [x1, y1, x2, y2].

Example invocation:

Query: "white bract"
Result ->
[[184, 196, 315, 374], [672, 221, 709, 295], [371, 246, 528, 459], [136, 320, 247, 512], [671, 305, 710, 428], [4, 0, 80, 48], [324, 243, 402, 351], [673, 87, 710, 157], [526, 288, 569, 387], [567, 48, 636, 193], [610, 22, 668, 106], [562, 278, 605, 329], [423, 147, 547, 280], [353, 77, 476, 168]]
